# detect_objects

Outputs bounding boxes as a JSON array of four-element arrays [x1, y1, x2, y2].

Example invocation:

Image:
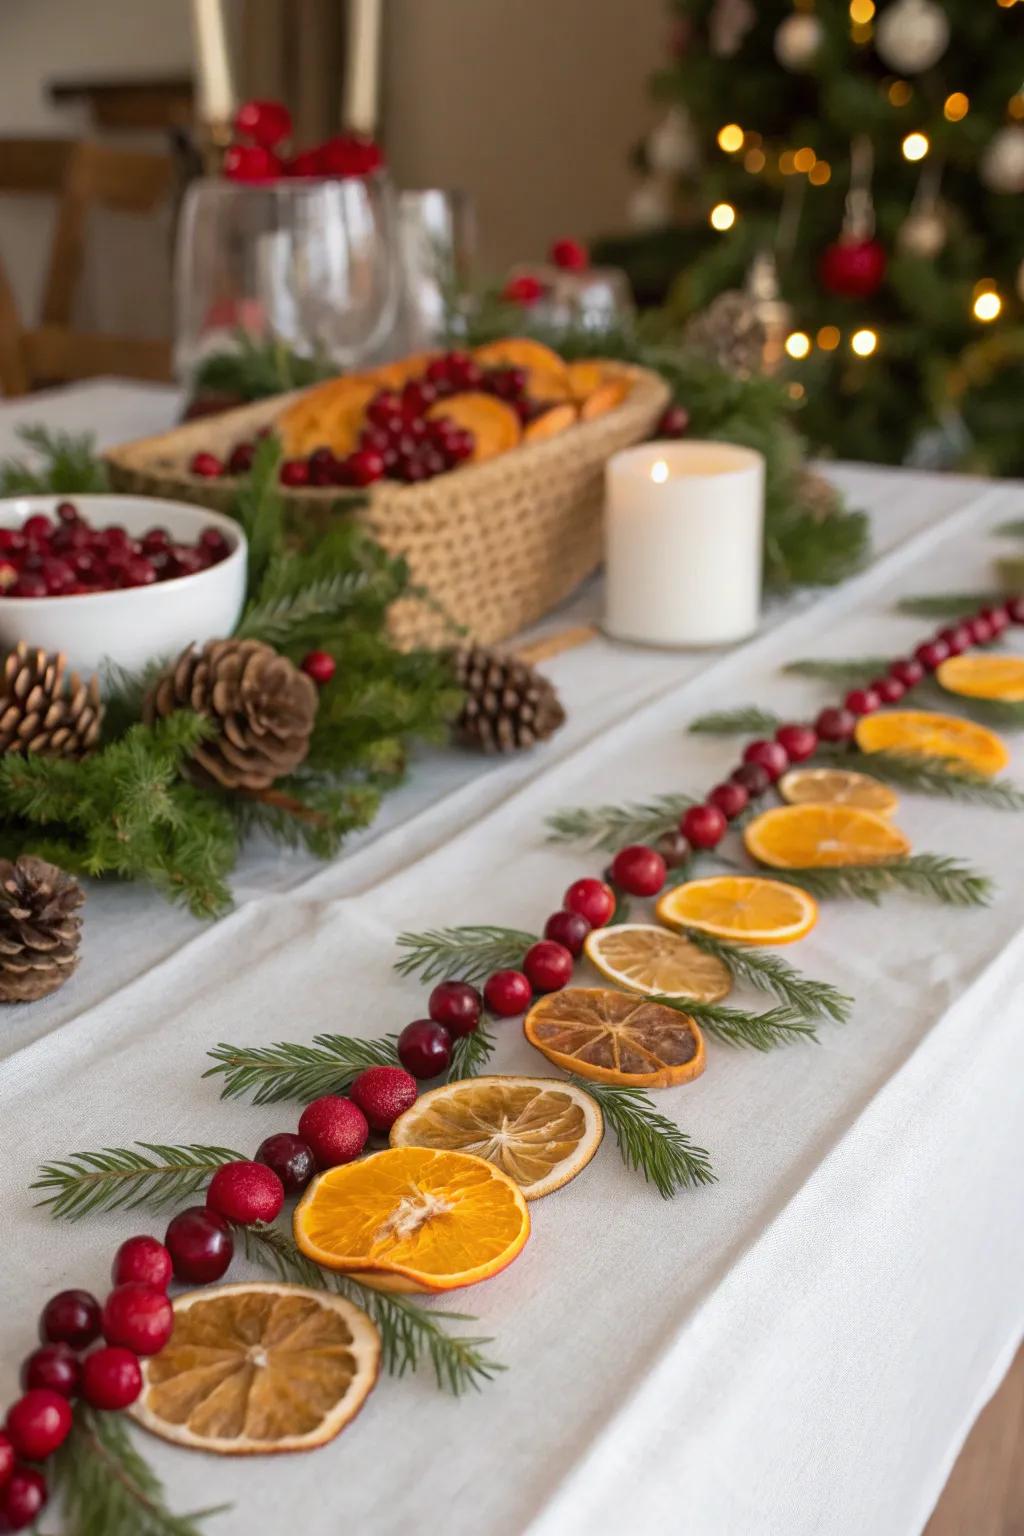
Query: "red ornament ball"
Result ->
[[297, 1096, 369, 1168], [349, 1066, 418, 1134], [234, 98, 292, 149], [5, 1390, 72, 1462], [428, 980, 482, 1037], [730, 761, 772, 797], [523, 940, 574, 993], [742, 739, 789, 780], [502, 274, 545, 306], [164, 1207, 234, 1285], [80, 1346, 143, 1412], [610, 844, 667, 896], [397, 1019, 452, 1079], [563, 878, 615, 928], [543, 909, 590, 955], [255, 1133, 316, 1194], [483, 969, 532, 1017], [708, 781, 748, 820], [871, 675, 905, 704], [20, 1346, 79, 1398], [301, 650, 336, 686], [206, 1161, 285, 1226], [844, 687, 880, 716], [223, 143, 281, 183], [914, 638, 949, 671], [39, 1290, 101, 1351], [889, 657, 924, 688], [101, 1284, 173, 1356], [775, 723, 818, 762], [656, 404, 690, 438], [550, 237, 589, 271], [680, 803, 727, 850], [0, 1466, 47, 1530], [112, 1235, 173, 1292], [814, 706, 856, 742], [819, 237, 887, 299]]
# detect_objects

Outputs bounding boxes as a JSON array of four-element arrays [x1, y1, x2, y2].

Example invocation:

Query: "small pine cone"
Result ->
[[0, 855, 84, 1004], [143, 638, 318, 791], [0, 642, 103, 759], [451, 644, 566, 754], [682, 290, 767, 380], [798, 469, 841, 524]]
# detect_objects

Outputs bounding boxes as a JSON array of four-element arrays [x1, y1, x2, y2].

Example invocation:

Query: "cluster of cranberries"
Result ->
[[0, 502, 232, 600], [223, 97, 383, 184]]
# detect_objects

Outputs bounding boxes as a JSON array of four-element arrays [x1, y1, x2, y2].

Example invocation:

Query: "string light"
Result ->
[[744, 148, 767, 172], [1009, 94, 1024, 120], [888, 80, 912, 107], [944, 92, 969, 121], [779, 150, 798, 175], [851, 21, 873, 42], [794, 147, 817, 172], [717, 123, 744, 153], [902, 132, 930, 161], [809, 161, 832, 185], [817, 326, 841, 351], [785, 331, 812, 359], [849, 0, 875, 18], [787, 382, 806, 400], [973, 286, 1002, 322], [851, 329, 878, 357], [709, 202, 736, 231]]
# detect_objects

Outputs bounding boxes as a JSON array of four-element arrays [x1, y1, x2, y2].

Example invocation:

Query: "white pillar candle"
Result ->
[[604, 440, 765, 647]]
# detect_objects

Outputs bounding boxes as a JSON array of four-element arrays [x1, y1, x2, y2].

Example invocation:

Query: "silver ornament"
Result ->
[[875, 0, 950, 75], [646, 107, 698, 176], [981, 126, 1024, 195], [898, 207, 946, 258], [774, 13, 823, 71], [627, 177, 673, 232], [709, 0, 756, 58]]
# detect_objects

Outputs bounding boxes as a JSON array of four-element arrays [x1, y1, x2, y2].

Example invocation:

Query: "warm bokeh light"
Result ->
[[849, 0, 875, 18], [902, 132, 930, 161], [779, 150, 797, 175], [785, 331, 812, 360], [973, 291, 1002, 322], [709, 202, 736, 231], [817, 326, 841, 351], [850, 21, 873, 42], [851, 329, 878, 357], [717, 123, 744, 153], [888, 80, 912, 107], [944, 92, 969, 122], [794, 147, 817, 172], [808, 161, 832, 185], [744, 148, 767, 173], [787, 382, 806, 401], [1009, 94, 1024, 120]]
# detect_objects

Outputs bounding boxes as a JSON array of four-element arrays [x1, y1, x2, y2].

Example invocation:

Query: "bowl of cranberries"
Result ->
[[0, 494, 247, 675]]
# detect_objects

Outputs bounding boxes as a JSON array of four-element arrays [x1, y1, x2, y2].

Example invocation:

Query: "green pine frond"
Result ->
[[394, 926, 537, 985], [679, 1000, 819, 1051], [233, 436, 285, 592], [895, 592, 1001, 619], [689, 707, 782, 735], [204, 1035, 399, 1105], [32, 1143, 243, 1220], [780, 854, 992, 907], [784, 656, 892, 684], [569, 1078, 715, 1198], [681, 927, 852, 1022], [545, 793, 694, 851], [996, 518, 1024, 538], [849, 749, 1024, 808], [0, 424, 108, 495], [448, 1021, 497, 1080]]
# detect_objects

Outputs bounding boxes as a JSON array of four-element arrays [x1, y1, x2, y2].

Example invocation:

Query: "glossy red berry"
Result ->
[[206, 1161, 285, 1226], [428, 980, 482, 1037], [234, 98, 292, 148], [937, 623, 971, 656], [914, 638, 949, 671], [742, 739, 789, 780], [350, 1066, 418, 1133], [889, 657, 924, 688], [610, 844, 667, 896], [871, 675, 905, 704], [80, 1347, 143, 1411], [112, 1236, 173, 1292], [101, 1284, 173, 1356], [280, 458, 311, 487], [563, 878, 615, 928], [1008, 596, 1024, 625], [654, 830, 692, 867], [523, 940, 574, 993], [730, 760, 772, 796], [814, 706, 856, 742], [255, 1133, 316, 1193], [227, 441, 255, 475], [297, 1097, 369, 1168], [680, 803, 727, 849], [20, 1346, 79, 1398], [483, 969, 532, 1017], [5, 1391, 72, 1461], [550, 237, 588, 270], [708, 781, 748, 819], [301, 650, 336, 685], [656, 404, 689, 438], [40, 1290, 101, 1350], [345, 448, 386, 486], [223, 143, 281, 182], [164, 1207, 234, 1284], [543, 909, 590, 955], [0, 1466, 47, 1529], [0, 1433, 12, 1490], [844, 687, 880, 716], [967, 614, 993, 646], [502, 274, 545, 305], [983, 604, 1010, 633], [775, 723, 818, 762], [397, 1019, 452, 1079], [189, 451, 224, 478]]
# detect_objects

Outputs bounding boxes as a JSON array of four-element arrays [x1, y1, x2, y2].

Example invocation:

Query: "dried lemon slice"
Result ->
[[778, 766, 899, 817], [584, 923, 731, 1001]]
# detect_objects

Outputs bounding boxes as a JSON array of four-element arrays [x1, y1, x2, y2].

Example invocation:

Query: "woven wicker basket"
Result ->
[[104, 362, 669, 648]]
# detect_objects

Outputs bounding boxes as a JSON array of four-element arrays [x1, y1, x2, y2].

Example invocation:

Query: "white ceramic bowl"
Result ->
[[0, 494, 248, 676]]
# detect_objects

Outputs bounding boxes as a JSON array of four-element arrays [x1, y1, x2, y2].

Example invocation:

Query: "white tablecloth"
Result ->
[[1, 382, 1022, 1536]]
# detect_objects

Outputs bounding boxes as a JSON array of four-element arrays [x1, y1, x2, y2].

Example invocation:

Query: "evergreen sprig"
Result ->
[[394, 926, 537, 985], [238, 1223, 503, 1394], [784, 656, 893, 684], [52, 1408, 227, 1536], [843, 748, 1024, 808], [204, 1035, 399, 1105], [681, 928, 852, 1022], [660, 997, 818, 1051], [0, 424, 109, 495], [448, 1021, 497, 1080], [996, 518, 1024, 538], [689, 706, 783, 735], [780, 854, 992, 906], [32, 1143, 244, 1220], [569, 1078, 714, 1198], [895, 591, 1003, 619], [545, 793, 694, 851]]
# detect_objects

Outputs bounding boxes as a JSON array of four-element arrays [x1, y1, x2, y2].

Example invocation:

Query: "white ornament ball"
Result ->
[[627, 177, 673, 232], [981, 126, 1024, 195], [774, 12, 823, 71], [898, 208, 946, 259], [875, 0, 950, 75], [646, 107, 698, 175]]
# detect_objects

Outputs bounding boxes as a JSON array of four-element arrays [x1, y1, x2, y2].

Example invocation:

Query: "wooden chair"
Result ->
[[0, 138, 176, 395]]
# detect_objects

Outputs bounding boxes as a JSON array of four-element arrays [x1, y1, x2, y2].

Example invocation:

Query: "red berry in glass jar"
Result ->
[[708, 781, 748, 820], [844, 687, 880, 716], [775, 723, 818, 762], [814, 706, 856, 742], [164, 1207, 234, 1285], [101, 1283, 173, 1356], [397, 1019, 452, 1079], [5, 1390, 72, 1461], [742, 739, 789, 780], [227, 441, 255, 475], [730, 760, 771, 796], [40, 1289, 101, 1350], [80, 1346, 143, 1411], [112, 1235, 173, 1292], [223, 142, 281, 182], [1, 1466, 47, 1530], [428, 979, 482, 1037], [280, 457, 311, 487], [20, 1345, 79, 1398], [550, 236, 589, 271], [255, 1133, 317, 1194], [870, 675, 905, 704], [679, 803, 727, 849], [234, 97, 292, 148], [938, 623, 971, 656], [301, 650, 336, 685], [206, 1161, 285, 1226], [888, 657, 924, 688], [609, 844, 667, 896], [523, 940, 574, 993], [484, 968, 532, 1017], [297, 1096, 369, 1168], [543, 909, 590, 954], [563, 877, 615, 928], [656, 404, 689, 438], [189, 451, 224, 478], [349, 1066, 418, 1133]]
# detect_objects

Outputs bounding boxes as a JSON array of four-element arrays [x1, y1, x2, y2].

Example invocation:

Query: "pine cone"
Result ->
[[451, 644, 566, 754], [144, 639, 318, 791], [682, 289, 767, 379], [0, 643, 103, 759], [0, 855, 83, 1004]]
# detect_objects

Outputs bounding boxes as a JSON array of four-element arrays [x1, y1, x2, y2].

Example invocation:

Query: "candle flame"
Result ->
[[650, 459, 669, 484]]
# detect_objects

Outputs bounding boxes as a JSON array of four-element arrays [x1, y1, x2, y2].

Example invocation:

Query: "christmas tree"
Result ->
[[599, 0, 1024, 474]]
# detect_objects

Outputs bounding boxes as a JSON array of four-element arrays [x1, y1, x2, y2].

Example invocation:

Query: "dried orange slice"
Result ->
[[936, 654, 1024, 703], [426, 392, 521, 462], [524, 987, 705, 1089], [778, 766, 899, 818], [294, 1146, 529, 1292], [584, 923, 731, 1002], [277, 375, 377, 457], [565, 360, 607, 400], [474, 337, 570, 398], [580, 378, 629, 420], [744, 803, 910, 868], [389, 1075, 602, 1199], [133, 1282, 379, 1455], [656, 875, 817, 944], [854, 708, 1009, 776], [370, 351, 442, 390], [524, 403, 577, 442]]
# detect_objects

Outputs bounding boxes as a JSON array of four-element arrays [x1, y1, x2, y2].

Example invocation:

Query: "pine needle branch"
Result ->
[[568, 1078, 715, 1198], [996, 518, 1024, 538], [689, 706, 782, 735], [934, 692, 1024, 730], [238, 1224, 503, 1394], [783, 656, 892, 684], [895, 591, 1002, 619], [660, 997, 818, 1051], [545, 793, 694, 851], [779, 854, 992, 907], [32, 1144, 243, 1221], [203, 1035, 398, 1105], [845, 748, 1024, 808], [681, 927, 852, 1022], [448, 1021, 497, 1080], [394, 926, 536, 985], [234, 569, 378, 646]]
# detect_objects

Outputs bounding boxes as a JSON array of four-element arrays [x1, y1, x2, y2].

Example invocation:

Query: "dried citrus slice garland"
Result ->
[[294, 1146, 530, 1292], [744, 804, 910, 868], [524, 987, 705, 1088], [656, 875, 818, 944], [778, 766, 899, 818], [389, 1075, 602, 1199], [584, 923, 732, 1001], [133, 1283, 380, 1455], [854, 708, 1009, 776], [935, 654, 1024, 702]]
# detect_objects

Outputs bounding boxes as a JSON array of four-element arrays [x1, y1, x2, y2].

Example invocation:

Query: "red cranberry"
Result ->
[[40, 1290, 101, 1350], [349, 1066, 418, 1133], [223, 143, 281, 182], [938, 623, 971, 655], [234, 98, 292, 148], [11, 572, 47, 598], [366, 390, 404, 427], [112, 1236, 172, 1292], [55, 500, 79, 523], [0, 528, 23, 551], [199, 527, 229, 558], [359, 426, 391, 454], [654, 830, 693, 867], [656, 404, 689, 438], [523, 940, 574, 993], [742, 739, 789, 780], [121, 555, 157, 587], [730, 761, 772, 796], [206, 1161, 285, 1226], [40, 557, 74, 593], [22, 513, 52, 542], [914, 638, 949, 670], [80, 1347, 143, 1411], [142, 526, 171, 553], [486, 365, 528, 401], [871, 675, 905, 704], [444, 429, 475, 464], [708, 781, 748, 819], [610, 844, 667, 896], [400, 380, 437, 416], [20, 1346, 79, 1398], [501, 274, 544, 305], [227, 441, 255, 475], [680, 803, 728, 849], [483, 969, 532, 1017], [967, 614, 993, 645], [189, 451, 224, 478], [844, 687, 880, 716], [983, 604, 1010, 632], [297, 1097, 368, 1168], [428, 980, 482, 1037], [397, 1019, 452, 1079], [447, 354, 483, 391], [301, 650, 336, 685], [814, 706, 856, 742], [550, 236, 589, 270], [889, 657, 924, 688], [775, 723, 818, 762], [280, 458, 311, 487], [1, 1466, 47, 1529], [307, 446, 339, 486], [101, 1284, 173, 1356], [5, 1391, 72, 1461], [164, 1207, 234, 1284], [563, 877, 615, 928], [345, 448, 386, 486], [0, 1433, 12, 1490], [1007, 595, 1024, 625], [255, 1133, 316, 1193], [543, 909, 590, 955]]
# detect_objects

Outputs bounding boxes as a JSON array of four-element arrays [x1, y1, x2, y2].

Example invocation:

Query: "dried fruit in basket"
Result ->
[[425, 392, 521, 462], [473, 337, 571, 401], [580, 378, 629, 420], [524, 987, 706, 1088], [277, 375, 378, 457], [584, 924, 732, 1002], [854, 709, 1009, 776], [565, 360, 607, 401], [524, 403, 577, 443], [656, 875, 818, 944], [371, 351, 444, 390], [743, 804, 911, 869]]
